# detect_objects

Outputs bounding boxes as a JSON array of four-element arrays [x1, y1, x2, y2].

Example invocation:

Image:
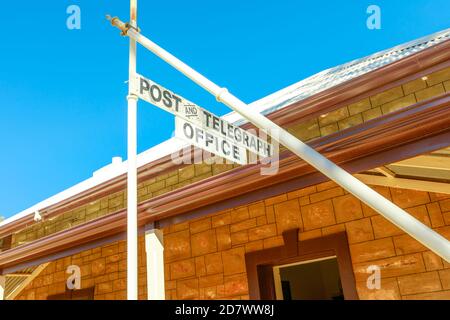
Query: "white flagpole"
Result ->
[[126, 0, 139, 300], [108, 17, 450, 262]]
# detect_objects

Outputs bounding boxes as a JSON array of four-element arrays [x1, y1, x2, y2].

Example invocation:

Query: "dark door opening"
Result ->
[[273, 257, 344, 300]]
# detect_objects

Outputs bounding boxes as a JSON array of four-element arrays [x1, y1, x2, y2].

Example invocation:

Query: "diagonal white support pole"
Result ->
[[127, 0, 139, 300], [0, 275, 5, 300], [107, 18, 450, 263], [145, 224, 165, 300]]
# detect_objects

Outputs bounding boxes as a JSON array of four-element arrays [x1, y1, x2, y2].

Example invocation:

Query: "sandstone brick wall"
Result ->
[[18, 182, 450, 299], [162, 182, 450, 300], [14, 182, 450, 300], [16, 236, 148, 300], [7, 67, 450, 248], [289, 67, 450, 140]]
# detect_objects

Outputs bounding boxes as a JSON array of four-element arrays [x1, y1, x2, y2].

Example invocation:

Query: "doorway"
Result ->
[[273, 256, 344, 300], [245, 230, 358, 300]]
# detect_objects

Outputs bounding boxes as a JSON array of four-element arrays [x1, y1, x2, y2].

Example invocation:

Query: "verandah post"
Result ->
[[126, 0, 139, 300], [145, 223, 165, 300]]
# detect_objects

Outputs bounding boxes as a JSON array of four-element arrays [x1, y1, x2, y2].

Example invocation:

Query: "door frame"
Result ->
[[245, 229, 358, 300]]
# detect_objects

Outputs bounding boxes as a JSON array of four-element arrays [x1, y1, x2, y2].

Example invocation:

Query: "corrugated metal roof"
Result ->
[[228, 27, 450, 126]]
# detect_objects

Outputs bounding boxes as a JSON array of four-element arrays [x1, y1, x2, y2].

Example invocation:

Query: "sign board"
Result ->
[[175, 117, 248, 165], [132, 74, 273, 159]]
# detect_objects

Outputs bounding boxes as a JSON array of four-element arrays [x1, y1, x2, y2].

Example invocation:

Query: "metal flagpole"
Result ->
[[126, 0, 139, 300], [107, 17, 450, 263]]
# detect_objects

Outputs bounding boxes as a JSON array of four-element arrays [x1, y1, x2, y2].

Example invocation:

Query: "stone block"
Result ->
[[439, 269, 450, 289], [97, 282, 113, 294], [348, 98, 372, 115], [318, 107, 349, 126], [381, 94, 416, 114], [216, 225, 231, 251], [212, 211, 231, 228], [301, 200, 336, 230], [230, 218, 257, 233], [199, 274, 223, 288], [164, 230, 191, 262], [177, 278, 199, 300], [190, 218, 212, 234], [362, 107, 382, 122], [320, 123, 339, 136], [321, 223, 345, 236], [245, 240, 264, 253], [393, 234, 427, 255], [426, 202, 445, 228], [191, 229, 217, 256], [406, 205, 431, 226], [415, 83, 445, 102], [402, 78, 427, 95], [263, 236, 284, 249], [170, 258, 196, 280], [338, 113, 363, 130], [370, 86, 404, 106], [289, 118, 321, 141], [222, 274, 248, 297], [179, 166, 196, 181], [205, 253, 223, 275], [397, 271, 441, 295], [440, 199, 450, 212], [248, 224, 277, 241], [248, 202, 266, 218], [298, 229, 322, 241], [345, 218, 374, 244], [231, 230, 249, 245], [333, 194, 363, 223], [92, 258, 106, 276], [222, 247, 246, 276], [350, 238, 396, 263], [274, 199, 302, 234], [445, 80, 450, 92], [426, 67, 450, 86], [391, 188, 430, 209], [264, 194, 287, 206], [195, 256, 206, 276], [371, 215, 402, 239], [231, 207, 249, 223], [423, 251, 444, 271]]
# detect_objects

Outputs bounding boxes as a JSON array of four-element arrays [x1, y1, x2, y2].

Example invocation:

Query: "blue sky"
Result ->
[[1, 0, 449, 219]]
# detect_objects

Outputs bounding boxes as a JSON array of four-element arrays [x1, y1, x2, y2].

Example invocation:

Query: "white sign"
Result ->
[[175, 117, 248, 165], [132, 74, 273, 158]]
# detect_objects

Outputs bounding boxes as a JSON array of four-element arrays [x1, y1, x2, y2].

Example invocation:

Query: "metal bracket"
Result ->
[[123, 23, 140, 36], [106, 15, 140, 36]]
